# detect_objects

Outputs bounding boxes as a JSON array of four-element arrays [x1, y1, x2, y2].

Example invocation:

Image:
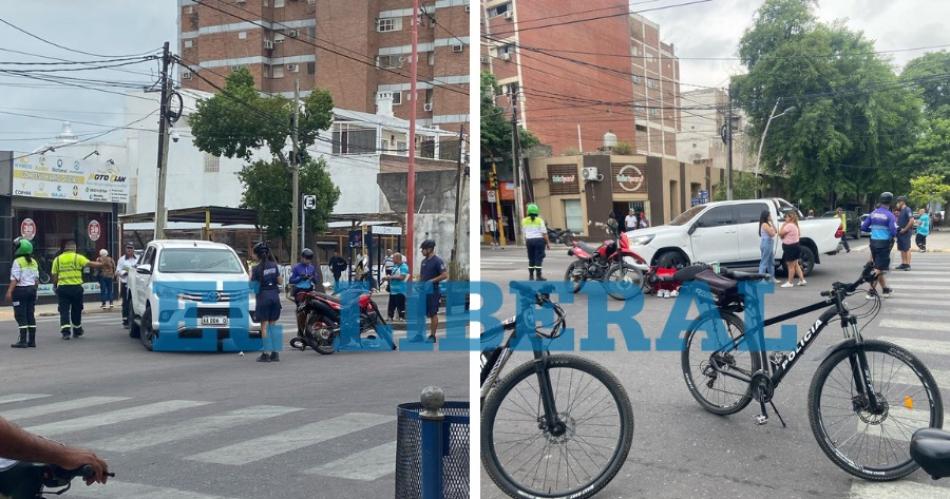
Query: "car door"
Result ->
[[134, 246, 156, 313], [734, 202, 772, 262], [688, 205, 738, 264]]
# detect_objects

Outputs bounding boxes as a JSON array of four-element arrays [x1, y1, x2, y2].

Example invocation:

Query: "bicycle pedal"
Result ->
[[754, 414, 769, 425]]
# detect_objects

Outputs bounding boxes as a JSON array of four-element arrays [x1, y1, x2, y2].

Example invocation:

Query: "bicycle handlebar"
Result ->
[[821, 264, 877, 298]]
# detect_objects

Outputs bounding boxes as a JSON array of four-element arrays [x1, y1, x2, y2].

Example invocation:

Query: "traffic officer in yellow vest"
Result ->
[[522, 203, 551, 281], [51, 240, 103, 340], [6, 238, 39, 348]]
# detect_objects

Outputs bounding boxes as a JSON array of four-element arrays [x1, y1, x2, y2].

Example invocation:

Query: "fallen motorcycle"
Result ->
[[565, 232, 649, 300], [288, 288, 395, 354]]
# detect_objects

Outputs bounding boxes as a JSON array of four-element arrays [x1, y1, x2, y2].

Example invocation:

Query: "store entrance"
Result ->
[[614, 201, 646, 231]]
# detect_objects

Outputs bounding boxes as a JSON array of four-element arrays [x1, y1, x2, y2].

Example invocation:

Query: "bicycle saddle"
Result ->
[[911, 428, 950, 479], [676, 267, 737, 295], [722, 269, 770, 281]]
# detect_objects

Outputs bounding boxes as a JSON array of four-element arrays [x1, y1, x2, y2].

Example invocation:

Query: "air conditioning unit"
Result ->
[[504, 10, 513, 20], [182, 71, 192, 80], [452, 44, 464, 53], [423, 103, 433, 112], [274, 33, 286, 42], [263, 39, 275, 50], [480, 55, 490, 64], [288, 29, 299, 38], [500, 52, 511, 61], [464, 5, 470, 12], [286, 63, 300, 72], [582, 167, 600, 181]]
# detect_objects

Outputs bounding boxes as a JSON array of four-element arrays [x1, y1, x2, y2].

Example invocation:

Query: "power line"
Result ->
[[0, 17, 161, 59], [488, 0, 713, 36], [0, 71, 160, 100]]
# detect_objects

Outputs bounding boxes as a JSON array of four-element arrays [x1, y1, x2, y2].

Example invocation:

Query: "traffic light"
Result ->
[[488, 170, 498, 189]]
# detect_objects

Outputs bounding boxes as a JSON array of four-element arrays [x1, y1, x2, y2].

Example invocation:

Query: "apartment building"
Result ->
[[481, 1, 681, 158], [176, 0, 470, 131], [677, 87, 752, 173]]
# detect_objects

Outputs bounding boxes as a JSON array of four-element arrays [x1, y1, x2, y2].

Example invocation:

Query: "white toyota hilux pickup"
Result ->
[[625, 198, 841, 276]]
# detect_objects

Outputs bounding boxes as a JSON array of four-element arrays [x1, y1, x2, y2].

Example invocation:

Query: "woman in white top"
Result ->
[[6, 238, 39, 348]]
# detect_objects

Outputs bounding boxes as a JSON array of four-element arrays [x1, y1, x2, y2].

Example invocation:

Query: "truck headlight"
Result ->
[[630, 235, 654, 246]]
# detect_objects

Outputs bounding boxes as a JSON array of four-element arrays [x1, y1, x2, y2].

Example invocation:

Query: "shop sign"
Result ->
[[551, 174, 576, 184], [12, 154, 129, 203], [370, 225, 402, 235], [486, 190, 496, 203], [20, 218, 36, 240], [548, 164, 580, 195], [88, 220, 101, 242], [612, 164, 647, 193]]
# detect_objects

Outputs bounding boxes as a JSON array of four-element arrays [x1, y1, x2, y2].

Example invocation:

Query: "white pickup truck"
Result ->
[[128, 240, 260, 351], [625, 198, 841, 275]]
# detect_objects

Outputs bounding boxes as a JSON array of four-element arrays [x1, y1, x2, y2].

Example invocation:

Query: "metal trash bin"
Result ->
[[395, 387, 469, 499]]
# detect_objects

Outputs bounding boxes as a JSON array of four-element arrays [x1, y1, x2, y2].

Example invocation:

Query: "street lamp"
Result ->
[[754, 100, 795, 197]]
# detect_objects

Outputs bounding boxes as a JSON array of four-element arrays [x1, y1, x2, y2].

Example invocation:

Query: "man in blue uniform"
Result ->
[[418, 239, 447, 343], [860, 192, 898, 298]]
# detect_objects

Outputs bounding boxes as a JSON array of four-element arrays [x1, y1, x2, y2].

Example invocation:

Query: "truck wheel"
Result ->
[[800, 246, 816, 276], [656, 251, 688, 269], [140, 306, 155, 351], [129, 313, 141, 338]]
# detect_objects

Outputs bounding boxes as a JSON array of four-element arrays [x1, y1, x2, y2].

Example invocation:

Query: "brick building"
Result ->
[[481, 1, 680, 157], [177, 0, 470, 131]]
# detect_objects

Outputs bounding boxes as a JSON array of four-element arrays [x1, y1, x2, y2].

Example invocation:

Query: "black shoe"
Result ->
[[882, 287, 893, 297], [426, 334, 437, 343], [269, 352, 280, 362], [536, 274, 547, 281], [62, 334, 70, 341], [72, 328, 83, 338], [902, 265, 910, 271], [27, 331, 35, 348], [11, 332, 27, 348], [256, 353, 271, 362]]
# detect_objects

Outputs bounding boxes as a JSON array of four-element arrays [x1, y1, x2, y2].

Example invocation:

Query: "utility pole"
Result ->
[[725, 85, 734, 201], [154, 41, 171, 239], [406, 0, 419, 272], [451, 126, 465, 267], [511, 90, 524, 245], [491, 163, 507, 246], [290, 78, 300, 262]]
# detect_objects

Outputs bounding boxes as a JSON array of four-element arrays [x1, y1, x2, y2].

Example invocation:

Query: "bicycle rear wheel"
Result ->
[[809, 339, 944, 481], [482, 354, 634, 499], [681, 311, 760, 415]]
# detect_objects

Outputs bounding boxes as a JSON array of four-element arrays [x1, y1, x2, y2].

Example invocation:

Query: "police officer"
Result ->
[[522, 203, 551, 281], [51, 240, 103, 340], [6, 238, 38, 348]]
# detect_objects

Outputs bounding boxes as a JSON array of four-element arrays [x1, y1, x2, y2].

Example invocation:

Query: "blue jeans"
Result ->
[[99, 277, 114, 303], [758, 239, 775, 279]]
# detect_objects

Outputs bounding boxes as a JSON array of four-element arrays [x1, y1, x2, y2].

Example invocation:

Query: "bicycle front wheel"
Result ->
[[809, 339, 944, 481], [482, 355, 634, 499]]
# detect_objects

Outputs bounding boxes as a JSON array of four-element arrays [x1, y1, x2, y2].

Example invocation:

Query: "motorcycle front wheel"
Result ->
[[605, 262, 644, 301], [564, 261, 586, 293]]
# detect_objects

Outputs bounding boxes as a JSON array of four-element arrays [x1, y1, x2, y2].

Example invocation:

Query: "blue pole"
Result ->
[[419, 387, 445, 499]]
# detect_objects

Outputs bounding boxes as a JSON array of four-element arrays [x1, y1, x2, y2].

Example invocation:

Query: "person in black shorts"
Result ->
[[250, 242, 282, 362], [895, 196, 914, 270], [861, 192, 898, 298], [418, 239, 448, 343]]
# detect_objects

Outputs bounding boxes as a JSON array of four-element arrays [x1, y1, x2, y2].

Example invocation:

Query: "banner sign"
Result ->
[[37, 282, 101, 297], [370, 225, 402, 235], [12, 154, 129, 203]]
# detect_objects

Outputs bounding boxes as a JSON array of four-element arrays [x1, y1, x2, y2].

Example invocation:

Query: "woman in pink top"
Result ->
[[779, 211, 805, 287]]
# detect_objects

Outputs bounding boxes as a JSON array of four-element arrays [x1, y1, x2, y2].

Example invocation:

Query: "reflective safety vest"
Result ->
[[522, 216, 547, 240], [52, 251, 89, 286], [12, 256, 39, 286]]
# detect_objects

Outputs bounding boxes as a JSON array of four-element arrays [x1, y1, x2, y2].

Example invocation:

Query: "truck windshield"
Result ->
[[158, 248, 245, 274], [669, 205, 706, 226]]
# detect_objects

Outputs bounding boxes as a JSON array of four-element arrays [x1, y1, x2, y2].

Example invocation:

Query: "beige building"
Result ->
[[677, 87, 754, 173]]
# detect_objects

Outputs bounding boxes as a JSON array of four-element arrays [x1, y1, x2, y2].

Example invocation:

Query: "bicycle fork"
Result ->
[[848, 348, 884, 415], [532, 353, 567, 437]]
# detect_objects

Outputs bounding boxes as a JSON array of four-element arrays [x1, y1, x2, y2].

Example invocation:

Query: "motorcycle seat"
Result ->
[[575, 241, 599, 255], [308, 292, 340, 304], [911, 428, 950, 479]]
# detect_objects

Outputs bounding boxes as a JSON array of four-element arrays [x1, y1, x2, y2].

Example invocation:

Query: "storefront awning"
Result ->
[[119, 206, 258, 226]]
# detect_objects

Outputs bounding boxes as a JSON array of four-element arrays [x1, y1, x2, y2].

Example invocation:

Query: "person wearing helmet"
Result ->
[[861, 192, 898, 298], [289, 248, 321, 335], [250, 242, 282, 362], [522, 203, 550, 280], [419, 239, 447, 342], [895, 195, 915, 271], [6, 238, 39, 348]]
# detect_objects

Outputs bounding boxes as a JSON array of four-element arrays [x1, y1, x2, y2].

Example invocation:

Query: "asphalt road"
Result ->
[[0, 305, 468, 498], [481, 242, 950, 499]]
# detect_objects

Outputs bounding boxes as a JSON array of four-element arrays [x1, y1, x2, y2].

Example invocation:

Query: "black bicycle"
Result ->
[[679, 263, 943, 481], [0, 462, 113, 499], [480, 282, 634, 499]]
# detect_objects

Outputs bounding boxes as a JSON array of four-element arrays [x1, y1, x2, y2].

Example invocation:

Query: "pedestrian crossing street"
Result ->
[[0, 392, 400, 498], [850, 252, 950, 498]]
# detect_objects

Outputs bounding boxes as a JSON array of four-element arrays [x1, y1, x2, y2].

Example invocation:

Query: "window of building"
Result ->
[[563, 199, 583, 232], [271, 65, 284, 78], [184, 39, 193, 48], [332, 124, 378, 155], [391, 91, 402, 105], [307, 61, 315, 74], [428, 52, 435, 65], [377, 17, 402, 32], [376, 55, 403, 69], [632, 75, 641, 85], [307, 27, 315, 39], [631, 45, 640, 56], [425, 88, 433, 105], [650, 108, 659, 117], [647, 54, 656, 64], [203, 153, 220, 173], [488, 3, 510, 17], [274, 0, 285, 7], [646, 79, 657, 89], [238, 31, 247, 39]]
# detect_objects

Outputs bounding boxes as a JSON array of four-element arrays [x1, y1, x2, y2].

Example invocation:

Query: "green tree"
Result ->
[[902, 51, 950, 117], [733, 0, 923, 210], [713, 173, 757, 201], [903, 117, 950, 179], [481, 72, 540, 178], [908, 173, 950, 208], [188, 67, 339, 242]]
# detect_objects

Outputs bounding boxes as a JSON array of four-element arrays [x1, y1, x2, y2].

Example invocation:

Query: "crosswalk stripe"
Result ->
[[886, 285, 950, 291], [86, 405, 302, 452], [881, 298, 950, 307], [3, 396, 129, 421], [877, 336, 950, 357], [186, 412, 394, 465], [889, 368, 950, 391], [25, 400, 211, 437], [0, 393, 50, 405], [850, 479, 950, 498], [68, 480, 240, 499], [879, 318, 950, 333], [886, 277, 950, 283], [882, 308, 950, 318], [305, 441, 397, 481]]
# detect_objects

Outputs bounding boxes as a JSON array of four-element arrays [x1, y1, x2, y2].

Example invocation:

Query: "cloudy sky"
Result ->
[[0, 1, 176, 154], [645, 0, 950, 89]]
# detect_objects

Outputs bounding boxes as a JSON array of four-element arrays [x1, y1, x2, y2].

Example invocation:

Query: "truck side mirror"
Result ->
[[136, 264, 152, 275]]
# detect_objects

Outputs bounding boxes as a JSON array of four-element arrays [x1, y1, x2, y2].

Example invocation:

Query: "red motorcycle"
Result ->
[[565, 232, 650, 300], [288, 289, 394, 354]]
